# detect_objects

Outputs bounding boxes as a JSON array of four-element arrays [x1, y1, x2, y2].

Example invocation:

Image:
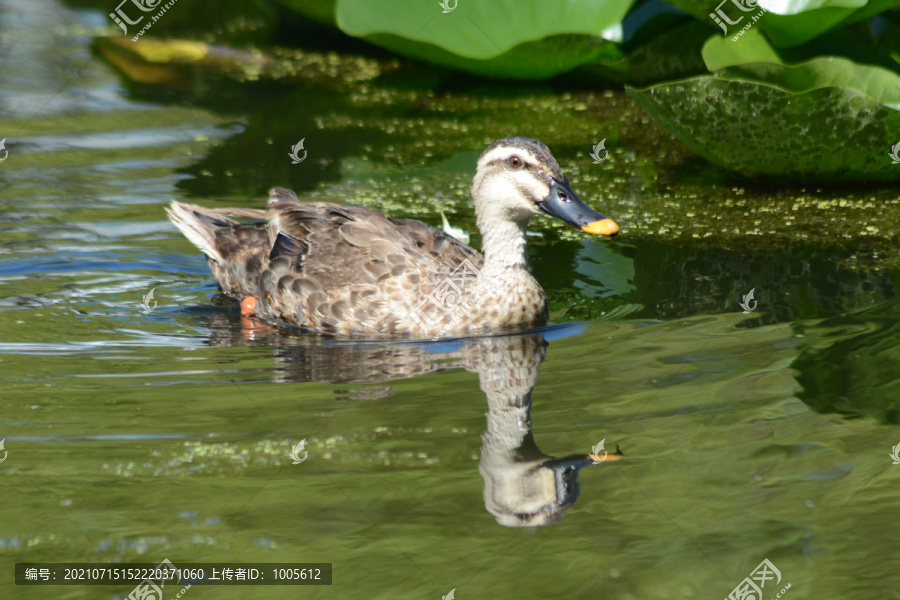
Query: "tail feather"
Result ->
[[168, 201, 271, 301], [166, 201, 235, 263]]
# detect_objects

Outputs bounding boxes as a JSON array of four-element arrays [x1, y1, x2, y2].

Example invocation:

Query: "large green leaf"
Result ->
[[578, 20, 711, 85], [626, 56, 900, 180], [760, 0, 900, 46], [353, 33, 622, 80], [662, 0, 900, 47], [702, 13, 900, 74], [332, 0, 633, 79], [759, 0, 868, 15], [701, 26, 783, 70], [336, 0, 632, 59], [663, 0, 877, 19], [271, 0, 634, 79]]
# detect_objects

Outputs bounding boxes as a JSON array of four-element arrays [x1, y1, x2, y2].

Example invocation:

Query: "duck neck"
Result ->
[[477, 216, 530, 272]]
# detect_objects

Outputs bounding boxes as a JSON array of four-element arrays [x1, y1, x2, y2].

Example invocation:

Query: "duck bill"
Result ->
[[543, 452, 623, 472], [539, 178, 619, 236]]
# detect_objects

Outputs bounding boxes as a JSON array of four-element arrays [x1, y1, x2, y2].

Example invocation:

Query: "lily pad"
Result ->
[[271, 0, 635, 79], [662, 0, 900, 47], [346, 33, 622, 80], [577, 20, 711, 85], [336, 0, 631, 58], [660, 0, 863, 21], [701, 26, 783, 71], [759, 0, 900, 47], [703, 15, 900, 72], [626, 56, 900, 181]]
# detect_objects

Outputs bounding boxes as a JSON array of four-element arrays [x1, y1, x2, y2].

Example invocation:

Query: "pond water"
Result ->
[[3, 1, 900, 599]]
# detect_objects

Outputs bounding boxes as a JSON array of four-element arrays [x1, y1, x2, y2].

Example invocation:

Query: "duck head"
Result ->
[[471, 136, 619, 236]]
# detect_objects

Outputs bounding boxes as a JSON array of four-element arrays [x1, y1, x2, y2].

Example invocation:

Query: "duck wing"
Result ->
[[259, 188, 482, 333]]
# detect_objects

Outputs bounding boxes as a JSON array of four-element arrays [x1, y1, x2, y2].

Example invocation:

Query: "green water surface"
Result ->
[[2, 2, 900, 599]]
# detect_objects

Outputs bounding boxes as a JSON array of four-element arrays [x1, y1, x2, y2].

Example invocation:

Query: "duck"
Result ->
[[167, 136, 619, 337]]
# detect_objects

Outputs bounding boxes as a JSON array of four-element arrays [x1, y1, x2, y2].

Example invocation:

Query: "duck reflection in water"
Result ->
[[205, 312, 622, 527], [469, 333, 623, 527]]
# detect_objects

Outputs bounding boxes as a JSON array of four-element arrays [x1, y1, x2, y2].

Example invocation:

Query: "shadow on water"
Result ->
[[792, 298, 900, 425]]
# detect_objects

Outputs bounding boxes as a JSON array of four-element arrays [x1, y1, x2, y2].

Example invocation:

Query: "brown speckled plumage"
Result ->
[[167, 137, 617, 337]]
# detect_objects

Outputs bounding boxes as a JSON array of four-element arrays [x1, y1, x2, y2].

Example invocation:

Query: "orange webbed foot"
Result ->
[[240, 296, 258, 316]]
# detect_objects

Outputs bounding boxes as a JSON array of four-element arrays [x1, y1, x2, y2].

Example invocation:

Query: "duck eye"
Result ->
[[509, 156, 523, 168]]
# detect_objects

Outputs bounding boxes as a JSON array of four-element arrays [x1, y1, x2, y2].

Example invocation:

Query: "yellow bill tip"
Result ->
[[582, 218, 619, 236]]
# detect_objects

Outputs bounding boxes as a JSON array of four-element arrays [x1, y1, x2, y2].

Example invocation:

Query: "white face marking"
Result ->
[[478, 147, 542, 170]]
